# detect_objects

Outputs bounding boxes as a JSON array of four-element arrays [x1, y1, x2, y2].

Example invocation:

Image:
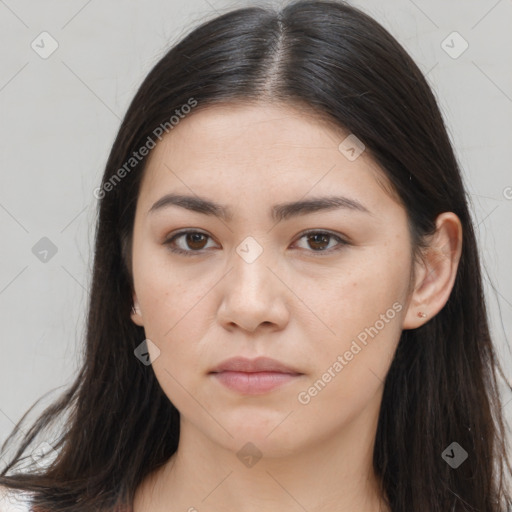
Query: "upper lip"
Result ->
[[209, 356, 302, 374]]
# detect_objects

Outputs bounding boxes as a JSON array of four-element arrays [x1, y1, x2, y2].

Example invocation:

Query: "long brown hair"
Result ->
[[1, 1, 511, 510]]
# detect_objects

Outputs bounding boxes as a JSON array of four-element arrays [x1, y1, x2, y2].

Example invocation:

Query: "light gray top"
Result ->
[[0, 487, 32, 512]]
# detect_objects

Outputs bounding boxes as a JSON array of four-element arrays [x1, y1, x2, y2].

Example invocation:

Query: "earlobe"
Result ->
[[402, 212, 463, 330], [131, 295, 144, 327]]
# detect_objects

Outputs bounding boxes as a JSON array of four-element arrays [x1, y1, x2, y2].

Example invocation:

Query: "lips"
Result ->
[[209, 356, 303, 395], [209, 356, 302, 375]]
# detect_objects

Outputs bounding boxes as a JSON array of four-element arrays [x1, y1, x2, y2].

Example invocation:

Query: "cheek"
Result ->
[[302, 249, 409, 335], [133, 264, 219, 399], [297, 251, 408, 395], [135, 267, 210, 406], [133, 240, 205, 334], [295, 304, 403, 431], [139, 278, 211, 345]]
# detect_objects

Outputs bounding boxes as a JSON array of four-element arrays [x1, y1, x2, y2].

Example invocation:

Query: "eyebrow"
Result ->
[[148, 193, 372, 222]]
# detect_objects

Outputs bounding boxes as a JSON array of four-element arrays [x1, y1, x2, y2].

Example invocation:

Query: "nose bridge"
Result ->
[[217, 234, 288, 331], [231, 234, 275, 296]]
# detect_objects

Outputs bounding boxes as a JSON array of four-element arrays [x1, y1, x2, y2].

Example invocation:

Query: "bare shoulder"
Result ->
[[0, 485, 33, 512]]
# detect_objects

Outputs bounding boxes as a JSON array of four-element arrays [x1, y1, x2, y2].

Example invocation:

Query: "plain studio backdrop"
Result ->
[[0, 0, 511, 467]]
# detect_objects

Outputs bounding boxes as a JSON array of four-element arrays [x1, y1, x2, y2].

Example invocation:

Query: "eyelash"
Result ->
[[163, 229, 350, 257]]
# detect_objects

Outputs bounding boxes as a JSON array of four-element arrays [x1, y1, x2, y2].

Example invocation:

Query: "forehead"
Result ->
[[138, 102, 400, 217], [151, 101, 347, 155]]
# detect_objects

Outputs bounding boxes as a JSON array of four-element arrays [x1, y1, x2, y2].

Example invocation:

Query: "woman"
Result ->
[[1, 1, 511, 510]]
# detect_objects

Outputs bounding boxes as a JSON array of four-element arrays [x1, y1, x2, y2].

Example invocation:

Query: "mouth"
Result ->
[[209, 356, 303, 395]]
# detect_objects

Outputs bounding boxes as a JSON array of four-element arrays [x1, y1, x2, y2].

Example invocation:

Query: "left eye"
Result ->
[[293, 231, 347, 252], [164, 230, 348, 256]]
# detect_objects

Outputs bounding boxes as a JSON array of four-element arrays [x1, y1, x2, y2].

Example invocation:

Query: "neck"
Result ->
[[134, 391, 389, 512]]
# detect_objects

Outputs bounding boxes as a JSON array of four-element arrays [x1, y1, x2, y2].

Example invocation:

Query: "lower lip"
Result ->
[[211, 371, 301, 394]]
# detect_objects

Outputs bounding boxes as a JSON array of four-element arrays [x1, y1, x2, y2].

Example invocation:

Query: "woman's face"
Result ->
[[130, 102, 415, 456]]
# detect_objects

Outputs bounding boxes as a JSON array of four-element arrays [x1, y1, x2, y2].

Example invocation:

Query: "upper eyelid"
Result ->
[[165, 228, 346, 240], [164, 229, 212, 243]]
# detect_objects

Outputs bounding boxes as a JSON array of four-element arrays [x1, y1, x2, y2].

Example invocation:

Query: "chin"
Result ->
[[219, 420, 308, 455]]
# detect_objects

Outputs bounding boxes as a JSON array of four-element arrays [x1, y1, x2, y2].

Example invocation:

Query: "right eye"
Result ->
[[163, 230, 218, 256]]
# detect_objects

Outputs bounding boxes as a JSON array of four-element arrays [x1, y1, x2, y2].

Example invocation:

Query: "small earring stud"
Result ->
[[417, 311, 427, 318]]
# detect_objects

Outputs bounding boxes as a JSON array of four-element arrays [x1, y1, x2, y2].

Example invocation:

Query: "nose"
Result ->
[[216, 243, 290, 333]]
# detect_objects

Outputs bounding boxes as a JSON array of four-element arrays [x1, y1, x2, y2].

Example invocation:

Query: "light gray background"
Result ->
[[1, 0, 511, 463]]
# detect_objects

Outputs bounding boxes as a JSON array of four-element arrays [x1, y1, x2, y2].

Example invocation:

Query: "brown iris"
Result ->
[[306, 233, 330, 251], [185, 232, 208, 250]]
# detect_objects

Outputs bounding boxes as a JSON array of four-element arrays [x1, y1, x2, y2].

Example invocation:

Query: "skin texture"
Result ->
[[130, 102, 462, 512]]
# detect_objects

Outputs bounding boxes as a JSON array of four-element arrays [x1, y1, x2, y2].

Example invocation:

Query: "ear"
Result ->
[[131, 294, 144, 327], [402, 212, 463, 329]]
